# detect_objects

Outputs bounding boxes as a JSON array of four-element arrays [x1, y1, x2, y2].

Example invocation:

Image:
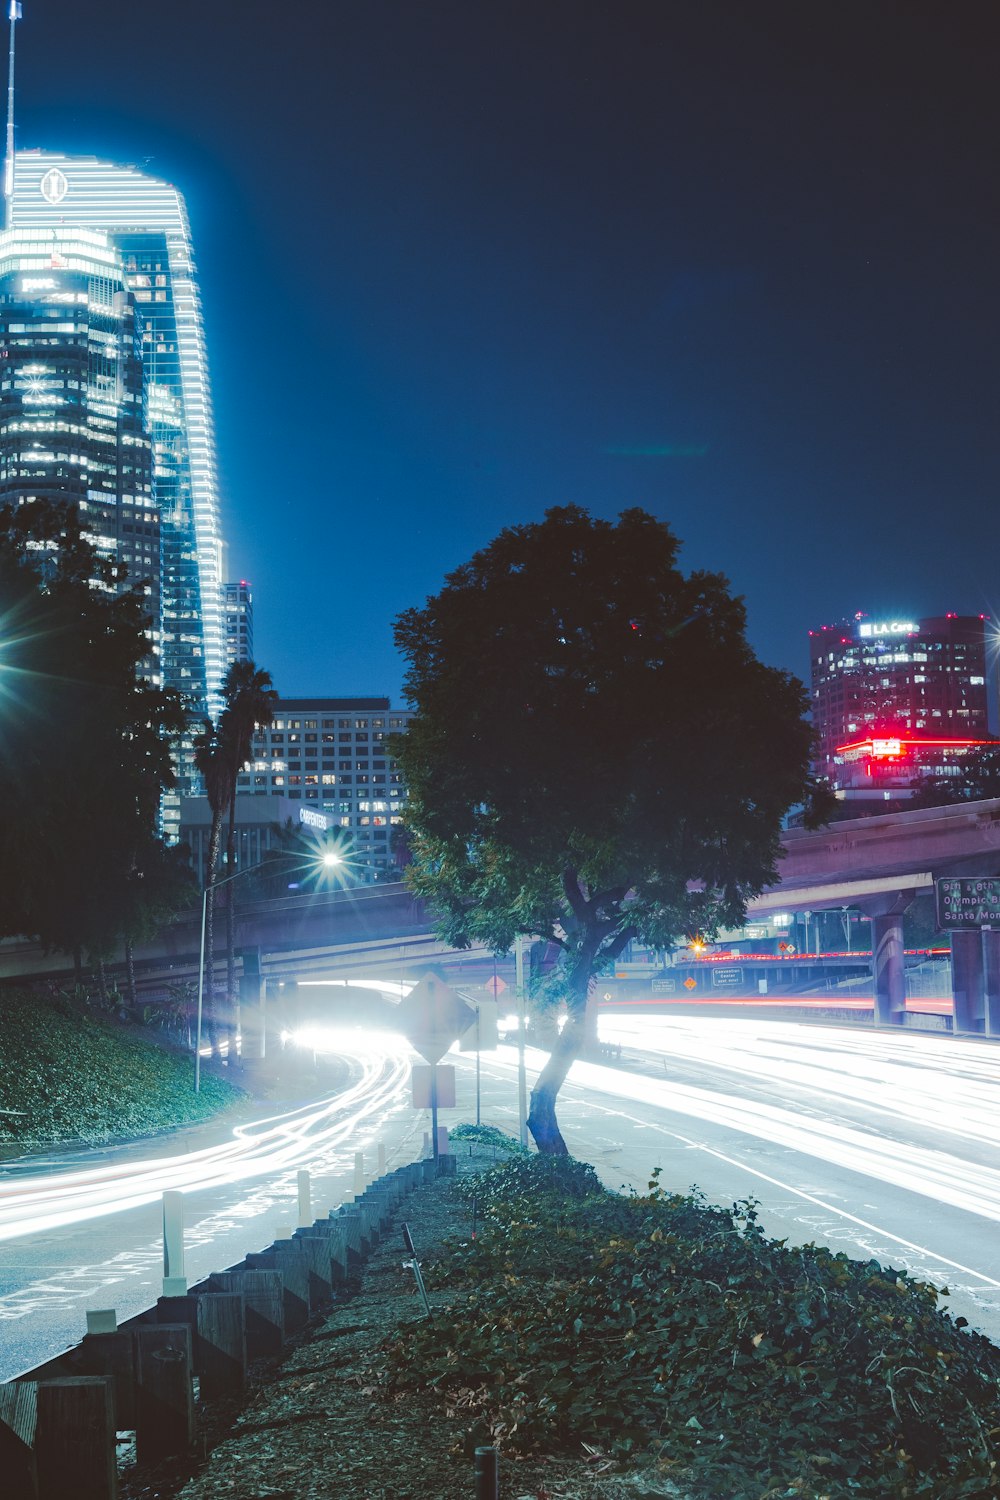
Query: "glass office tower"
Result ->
[[0, 223, 158, 680], [10, 151, 225, 726]]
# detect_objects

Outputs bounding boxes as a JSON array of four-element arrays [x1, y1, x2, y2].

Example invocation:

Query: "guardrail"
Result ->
[[0, 1147, 454, 1500]]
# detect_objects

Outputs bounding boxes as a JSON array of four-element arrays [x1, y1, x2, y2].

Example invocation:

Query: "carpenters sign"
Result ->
[[935, 877, 1000, 931]]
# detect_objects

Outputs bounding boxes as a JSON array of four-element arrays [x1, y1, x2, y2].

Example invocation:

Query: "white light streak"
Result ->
[[481, 1017, 1000, 1225], [0, 1043, 411, 1242]]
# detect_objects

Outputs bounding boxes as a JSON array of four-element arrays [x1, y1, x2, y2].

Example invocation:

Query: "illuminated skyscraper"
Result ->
[[10, 151, 225, 724], [809, 612, 996, 802], [0, 224, 159, 679], [223, 579, 253, 667]]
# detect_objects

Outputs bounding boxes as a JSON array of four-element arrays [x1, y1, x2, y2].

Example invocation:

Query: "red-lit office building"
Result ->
[[809, 613, 997, 802]]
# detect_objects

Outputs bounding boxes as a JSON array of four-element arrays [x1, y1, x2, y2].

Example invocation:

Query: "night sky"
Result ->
[[14, 1, 1000, 702]]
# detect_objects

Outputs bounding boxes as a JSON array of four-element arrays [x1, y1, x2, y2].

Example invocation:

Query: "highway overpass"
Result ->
[[3, 797, 1000, 1034]]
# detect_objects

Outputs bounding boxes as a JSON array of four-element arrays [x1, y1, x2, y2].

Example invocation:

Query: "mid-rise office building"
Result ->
[[180, 697, 414, 882], [810, 612, 996, 800], [0, 223, 158, 678], [223, 580, 253, 667]]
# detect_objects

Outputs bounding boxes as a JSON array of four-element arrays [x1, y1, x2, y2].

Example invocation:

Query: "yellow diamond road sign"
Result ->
[[395, 973, 477, 1064]]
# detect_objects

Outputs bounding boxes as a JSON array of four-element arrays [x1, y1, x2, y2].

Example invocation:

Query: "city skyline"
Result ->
[[8, 1, 1000, 702]]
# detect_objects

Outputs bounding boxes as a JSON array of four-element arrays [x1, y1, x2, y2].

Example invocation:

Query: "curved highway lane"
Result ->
[[0, 1039, 416, 1380]]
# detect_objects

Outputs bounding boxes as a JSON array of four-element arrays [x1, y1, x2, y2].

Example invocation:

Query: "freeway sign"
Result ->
[[935, 877, 1000, 931], [711, 966, 744, 988]]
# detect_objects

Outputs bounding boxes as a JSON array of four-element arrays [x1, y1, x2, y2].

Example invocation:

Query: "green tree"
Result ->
[[219, 662, 277, 1027], [393, 506, 821, 1154], [0, 500, 185, 976], [119, 840, 198, 1011]]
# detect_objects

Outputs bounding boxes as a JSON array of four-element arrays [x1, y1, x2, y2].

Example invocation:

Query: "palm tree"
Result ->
[[219, 662, 277, 1049], [193, 718, 233, 1058]]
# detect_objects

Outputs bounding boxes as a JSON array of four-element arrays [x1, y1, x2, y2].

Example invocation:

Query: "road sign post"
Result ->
[[396, 975, 476, 1159]]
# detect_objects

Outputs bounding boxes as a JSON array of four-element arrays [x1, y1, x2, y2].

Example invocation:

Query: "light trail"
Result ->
[[599, 1015, 1000, 1147], [0, 1037, 412, 1242], [578, 1098, 1000, 1290], [472, 1017, 1000, 1225]]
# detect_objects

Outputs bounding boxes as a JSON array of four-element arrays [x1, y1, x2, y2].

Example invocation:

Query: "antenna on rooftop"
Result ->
[[4, 0, 21, 228]]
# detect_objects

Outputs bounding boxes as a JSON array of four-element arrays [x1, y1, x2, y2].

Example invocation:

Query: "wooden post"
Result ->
[[134, 1324, 194, 1465], [36, 1377, 117, 1500], [0, 1379, 37, 1500], [75, 1331, 137, 1429], [155, 1293, 199, 1362], [318, 1219, 351, 1282], [196, 1292, 247, 1401], [335, 1210, 370, 1267], [211, 1269, 284, 1358], [245, 1243, 309, 1332], [293, 1230, 335, 1310]]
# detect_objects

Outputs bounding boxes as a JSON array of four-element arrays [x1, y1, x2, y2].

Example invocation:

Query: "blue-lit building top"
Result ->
[[10, 151, 225, 725]]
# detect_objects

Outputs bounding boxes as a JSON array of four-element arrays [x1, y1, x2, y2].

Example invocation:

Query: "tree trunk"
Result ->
[[524, 894, 635, 1154], [527, 995, 591, 1153], [526, 927, 598, 1156], [96, 957, 109, 1009]]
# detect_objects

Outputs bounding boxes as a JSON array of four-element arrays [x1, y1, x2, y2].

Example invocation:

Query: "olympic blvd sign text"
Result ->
[[935, 876, 1000, 931]]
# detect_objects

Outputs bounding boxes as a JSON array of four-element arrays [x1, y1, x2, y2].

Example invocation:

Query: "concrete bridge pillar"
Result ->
[[871, 913, 906, 1026], [982, 929, 1000, 1038], [952, 930, 986, 1034]]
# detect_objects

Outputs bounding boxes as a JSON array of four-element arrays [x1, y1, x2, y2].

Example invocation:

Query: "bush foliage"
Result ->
[[0, 988, 243, 1144], [383, 1156, 1000, 1499]]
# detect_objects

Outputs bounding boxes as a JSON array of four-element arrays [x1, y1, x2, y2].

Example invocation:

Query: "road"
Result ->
[[2, 1013, 998, 1383], [0, 1040, 418, 1381], [461, 1015, 1000, 1345]]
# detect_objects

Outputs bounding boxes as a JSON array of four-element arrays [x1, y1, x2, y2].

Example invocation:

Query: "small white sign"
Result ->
[[857, 620, 916, 639], [39, 166, 68, 205]]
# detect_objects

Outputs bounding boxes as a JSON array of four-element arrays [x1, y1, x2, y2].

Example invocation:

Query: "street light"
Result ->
[[319, 848, 389, 885], [194, 847, 344, 1092], [195, 861, 262, 1093]]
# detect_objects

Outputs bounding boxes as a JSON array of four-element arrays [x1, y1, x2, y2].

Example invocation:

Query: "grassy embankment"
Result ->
[[384, 1136, 1000, 1500], [0, 986, 243, 1146]]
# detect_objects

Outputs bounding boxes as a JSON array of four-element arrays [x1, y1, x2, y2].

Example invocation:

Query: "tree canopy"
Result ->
[[0, 500, 186, 968], [392, 505, 821, 1152]]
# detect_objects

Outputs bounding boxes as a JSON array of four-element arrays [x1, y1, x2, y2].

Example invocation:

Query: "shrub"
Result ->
[[0, 987, 243, 1143], [383, 1158, 1000, 1498]]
